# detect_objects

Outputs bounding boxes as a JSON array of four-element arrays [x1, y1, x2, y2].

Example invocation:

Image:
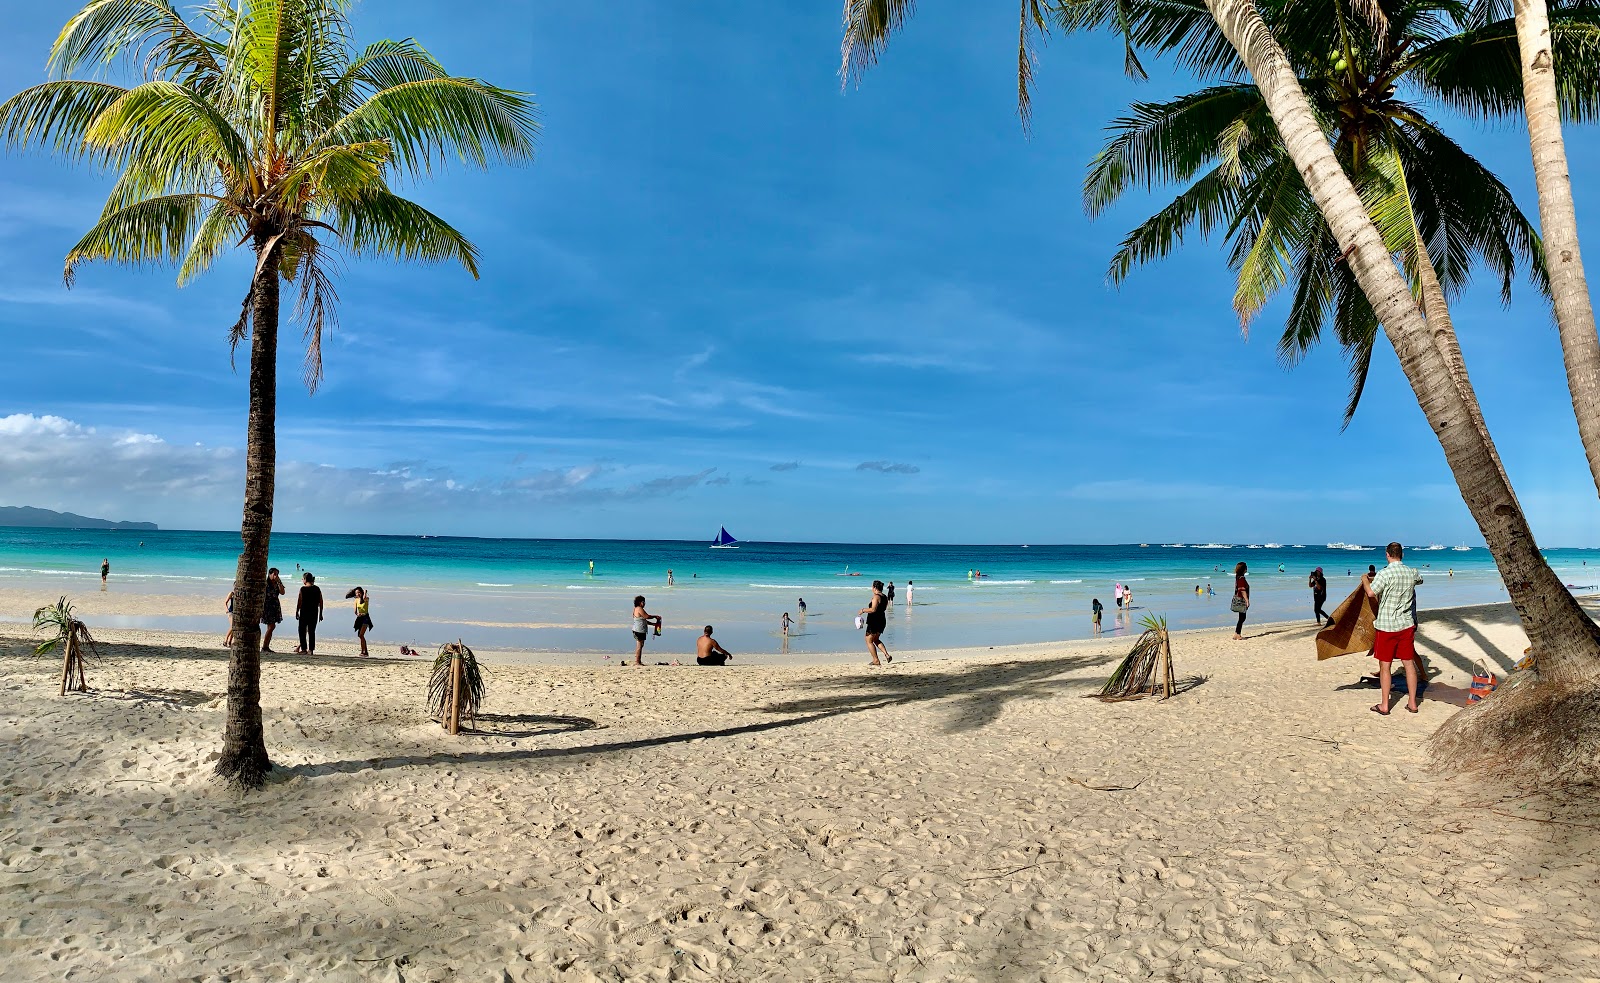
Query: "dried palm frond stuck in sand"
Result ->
[[1096, 614, 1176, 702], [428, 640, 486, 734], [33, 596, 99, 696]]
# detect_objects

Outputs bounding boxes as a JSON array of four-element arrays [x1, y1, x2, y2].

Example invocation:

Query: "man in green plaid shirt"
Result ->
[[1362, 542, 1424, 715]]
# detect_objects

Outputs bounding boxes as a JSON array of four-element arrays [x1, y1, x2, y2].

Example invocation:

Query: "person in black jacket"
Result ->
[[1309, 567, 1331, 627], [294, 572, 324, 655]]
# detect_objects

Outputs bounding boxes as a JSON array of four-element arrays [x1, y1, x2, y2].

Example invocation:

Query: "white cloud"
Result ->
[[0, 413, 718, 526]]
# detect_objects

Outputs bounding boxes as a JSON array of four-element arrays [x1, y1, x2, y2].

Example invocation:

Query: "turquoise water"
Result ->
[[2, 527, 1594, 657]]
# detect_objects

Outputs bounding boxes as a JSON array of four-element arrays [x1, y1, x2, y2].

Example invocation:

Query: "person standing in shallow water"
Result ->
[[261, 568, 285, 652], [859, 580, 890, 666], [1231, 562, 1251, 640], [1309, 567, 1330, 627], [1092, 598, 1103, 634], [294, 572, 324, 655], [631, 595, 662, 666], [100, 558, 109, 587]]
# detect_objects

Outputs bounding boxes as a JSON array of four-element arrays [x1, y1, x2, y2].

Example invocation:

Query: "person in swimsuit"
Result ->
[[859, 580, 890, 666], [781, 612, 792, 636], [294, 572, 324, 655], [1092, 598, 1103, 634], [798, 597, 807, 614], [631, 595, 662, 666], [347, 586, 374, 657], [100, 558, 110, 586], [886, 582, 896, 604], [1232, 562, 1250, 640], [261, 568, 285, 652], [224, 591, 236, 647], [696, 625, 732, 666]]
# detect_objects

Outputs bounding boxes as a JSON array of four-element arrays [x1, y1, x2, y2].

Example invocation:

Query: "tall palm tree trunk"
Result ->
[[1409, 234, 1517, 498], [215, 236, 281, 790], [1514, 0, 1600, 498], [1203, 0, 1600, 685]]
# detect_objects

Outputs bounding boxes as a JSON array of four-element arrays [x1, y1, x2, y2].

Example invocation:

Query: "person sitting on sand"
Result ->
[[696, 626, 733, 665], [346, 586, 373, 658], [631, 595, 662, 666]]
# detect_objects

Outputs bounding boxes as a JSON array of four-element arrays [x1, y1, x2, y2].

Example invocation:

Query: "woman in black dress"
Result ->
[[859, 580, 890, 666], [260, 567, 285, 652]]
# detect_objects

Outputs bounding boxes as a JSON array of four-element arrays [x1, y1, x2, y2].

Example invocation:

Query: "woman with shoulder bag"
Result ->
[[1231, 561, 1250, 640]]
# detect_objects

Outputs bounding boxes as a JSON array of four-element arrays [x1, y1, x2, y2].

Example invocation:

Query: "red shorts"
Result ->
[[1373, 626, 1416, 662]]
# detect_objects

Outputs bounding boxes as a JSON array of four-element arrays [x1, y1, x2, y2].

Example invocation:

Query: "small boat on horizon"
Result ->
[[1263, 543, 1282, 549], [1453, 544, 1472, 552], [711, 526, 740, 549]]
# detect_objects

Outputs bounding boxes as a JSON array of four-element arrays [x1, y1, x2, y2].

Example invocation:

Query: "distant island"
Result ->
[[0, 506, 158, 531]]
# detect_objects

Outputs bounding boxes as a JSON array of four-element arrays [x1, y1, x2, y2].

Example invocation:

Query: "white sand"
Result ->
[[2, 602, 1596, 981]]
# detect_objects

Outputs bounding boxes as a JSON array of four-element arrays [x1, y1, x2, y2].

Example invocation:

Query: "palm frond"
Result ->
[[63, 192, 212, 284], [323, 187, 479, 275], [314, 76, 537, 176], [840, 0, 917, 87], [0, 81, 129, 158], [84, 80, 253, 186], [50, 0, 223, 83]]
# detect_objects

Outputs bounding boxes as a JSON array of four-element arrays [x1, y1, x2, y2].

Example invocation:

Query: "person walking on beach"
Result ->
[[781, 612, 792, 636], [1364, 542, 1425, 714], [1114, 583, 1124, 610], [1092, 598, 1103, 634], [906, 581, 913, 604], [886, 581, 896, 605], [696, 625, 733, 666], [261, 568, 285, 652], [294, 572, 324, 655], [667, 569, 674, 586], [798, 597, 807, 614], [348, 587, 374, 658], [1231, 562, 1251, 640], [100, 558, 109, 587], [860, 580, 890, 666], [1309, 567, 1331, 627], [631, 595, 662, 666], [1124, 585, 1134, 609]]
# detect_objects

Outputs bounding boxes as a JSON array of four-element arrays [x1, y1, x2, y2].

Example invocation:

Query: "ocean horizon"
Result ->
[[3, 526, 1594, 658]]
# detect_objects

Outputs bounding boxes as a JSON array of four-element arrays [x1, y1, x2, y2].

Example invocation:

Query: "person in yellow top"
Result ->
[[347, 586, 374, 658]]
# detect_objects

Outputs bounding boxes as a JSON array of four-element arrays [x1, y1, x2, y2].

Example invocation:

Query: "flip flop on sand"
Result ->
[[1370, 704, 1390, 716], [1405, 704, 1419, 713]]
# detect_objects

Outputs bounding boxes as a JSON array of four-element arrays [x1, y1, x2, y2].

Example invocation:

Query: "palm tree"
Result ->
[[0, 0, 537, 789], [33, 596, 99, 696], [1469, 0, 1600, 498], [839, 0, 1600, 690]]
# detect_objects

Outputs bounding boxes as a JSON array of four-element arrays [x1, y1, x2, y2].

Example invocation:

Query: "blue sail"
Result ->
[[712, 526, 738, 547]]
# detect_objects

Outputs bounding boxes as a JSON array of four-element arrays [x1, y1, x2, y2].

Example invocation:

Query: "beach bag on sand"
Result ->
[[1229, 595, 1249, 614], [1468, 662, 1498, 704]]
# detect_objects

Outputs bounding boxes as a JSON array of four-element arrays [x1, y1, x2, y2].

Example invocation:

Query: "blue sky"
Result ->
[[1, 1, 1597, 545]]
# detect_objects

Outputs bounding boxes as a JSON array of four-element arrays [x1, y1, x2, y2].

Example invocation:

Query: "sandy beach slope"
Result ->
[[2, 602, 1596, 981]]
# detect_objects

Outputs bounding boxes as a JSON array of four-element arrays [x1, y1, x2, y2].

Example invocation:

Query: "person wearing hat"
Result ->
[[1309, 567, 1331, 627]]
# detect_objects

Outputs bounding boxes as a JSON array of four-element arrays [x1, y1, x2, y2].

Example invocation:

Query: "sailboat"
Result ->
[[711, 526, 739, 549]]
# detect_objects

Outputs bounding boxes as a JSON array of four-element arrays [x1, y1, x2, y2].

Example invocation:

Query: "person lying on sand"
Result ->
[[696, 626, 732, 666]]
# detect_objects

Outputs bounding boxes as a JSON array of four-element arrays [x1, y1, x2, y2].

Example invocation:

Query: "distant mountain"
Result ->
[[0, 506, 158, 531]]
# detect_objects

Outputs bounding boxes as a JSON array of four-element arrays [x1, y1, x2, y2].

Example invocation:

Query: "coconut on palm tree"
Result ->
[[839, 0, 1600, 761], [0, 0, 538, 789]]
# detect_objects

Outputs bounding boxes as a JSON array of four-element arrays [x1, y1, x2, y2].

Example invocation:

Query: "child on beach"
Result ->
[[798, 597, 806, 614], [631, 596, 662, 666], [1092, 598, 1103, 634], [347, 587, 373, 657], [781, 612, 792, 636]]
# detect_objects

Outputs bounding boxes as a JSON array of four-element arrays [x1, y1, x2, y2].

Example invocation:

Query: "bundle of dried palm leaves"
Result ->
[[427, 640, 485, 733], [1096, 614, 1176, 702], [33, 596, 98, 695]]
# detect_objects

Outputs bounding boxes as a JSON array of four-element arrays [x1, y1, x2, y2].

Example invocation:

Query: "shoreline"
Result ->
[[0, 591, 1569, 675]]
